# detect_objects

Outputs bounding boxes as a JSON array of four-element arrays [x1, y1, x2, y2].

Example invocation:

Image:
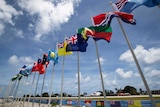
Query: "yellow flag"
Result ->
[[57, 42, 72, 56]]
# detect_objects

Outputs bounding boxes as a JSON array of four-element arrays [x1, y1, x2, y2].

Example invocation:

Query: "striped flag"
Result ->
[[91, 11, 136, 26], [115, 0, 160, 13]]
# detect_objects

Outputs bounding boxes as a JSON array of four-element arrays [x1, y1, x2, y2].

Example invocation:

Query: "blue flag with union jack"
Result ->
[[66, 34, 88, 52]]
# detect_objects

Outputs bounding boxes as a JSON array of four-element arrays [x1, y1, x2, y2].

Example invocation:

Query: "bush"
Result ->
[[51, 102, 58, 107]]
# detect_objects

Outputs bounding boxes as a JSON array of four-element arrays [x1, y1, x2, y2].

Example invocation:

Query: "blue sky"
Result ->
[[0, 0, 160, 97]]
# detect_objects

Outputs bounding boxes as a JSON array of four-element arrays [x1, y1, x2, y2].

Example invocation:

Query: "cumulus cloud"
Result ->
[[145, 69, 160, 77], [119, 45, 160, 64], [95, 57, 106, 65], [12, 28, 24, 38], [75, 72, 90, 83], [0, 0, 23, 25], [18, 0, 81, 41], [8, 55, 34, 66], [0, 0, 22, 36], [105, 78, 117, 86], [115, 68, 133, 78]]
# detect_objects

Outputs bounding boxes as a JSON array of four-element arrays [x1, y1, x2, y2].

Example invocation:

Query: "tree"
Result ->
[[42, 92, 49, 97], [139, 88, 143, 95], [123, 85, 137, 95], [62, 92, 67, 97], [36, 94, 40, 97]]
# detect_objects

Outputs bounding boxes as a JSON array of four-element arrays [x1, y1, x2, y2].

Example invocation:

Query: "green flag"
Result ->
[[78, 25, 112, 42]]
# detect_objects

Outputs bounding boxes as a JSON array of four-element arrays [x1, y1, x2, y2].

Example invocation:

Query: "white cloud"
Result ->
[[8, 55, 19, 65], [0, 0, 23, 25], [145, 69, 160, 77], [8, 55, 34, 66], [18, 0, 81, 41], [115, 68, 133, 78], [119, 45, 160, 64], [95, 57, 106, 65], [75, 72, 90, 83], [112, 79, 117, 85], [16, 29, 24, 38], [13, 28, 24, 38]]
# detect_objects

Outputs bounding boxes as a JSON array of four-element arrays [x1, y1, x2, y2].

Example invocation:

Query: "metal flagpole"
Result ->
[[77, 51, 81, 107], [27, 72, 36, 107], [39, 66, 47, 107], [110, 2, 156, 107], [16, 77, 27, 107], [48, 63, 55, 107], [12, 77, 22, 106], [32, 73, 40, 107], [8, 80, 18, 107], [2, 80, 13, 105], [23, 75, 32, 107], [94, 40, 108, 107], [60, 56, 65, 107], [9, 80, 17, 97], [27, 73, 36, 107]]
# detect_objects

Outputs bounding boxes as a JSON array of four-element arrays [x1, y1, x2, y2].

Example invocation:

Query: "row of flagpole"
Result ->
[[1, 2, 157, 107]]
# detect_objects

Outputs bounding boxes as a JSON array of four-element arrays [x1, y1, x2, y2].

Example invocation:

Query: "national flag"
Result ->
[[32, 59, 46, 74], [77, 27, 91, 40], [57, 42, 73, 56], [115, 0, 128, 11], [85, 100, 91, 107], [19, 65, 32, 76], [115, 0, 160, 13], [77, 33, 88, 52], [65, 35, 79, 52], [42, 54, 50, 67], [31, 62, 39, 72], [66, 34, 88, 52], [38, 63, 45, 74], [91, 12, 136, 26], [37, 58, 46, 74], [111, 101, 121, 107], [48, 50, 58, 65], [65, 35, 78, 44], [91, 13, 107, 26], [78, 25, 112, 42], [42, 54, 48, 64], [96, 101, 104, 107], [11, 74, 23, 81], [114, 11, 136, 24]]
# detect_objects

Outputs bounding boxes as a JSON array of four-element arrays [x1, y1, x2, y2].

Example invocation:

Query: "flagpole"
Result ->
[[59, 55, 65, 107], [0, 86, 4, 105], [27, 72, 36, 107], [8, 80, 18, 107], [17, 77, 27, 107], [9, 80, 17, 96], [77, 51, 81, 107], [110, 2, 156, 107], [32, 73, 40, 107], [94, 40, 108, 107], [39, 66, 47, 107], [2, 80, 13, 105], [23, 75, 32, 107], [48, 63, 55, 107], [12, 77, 22, 106]]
